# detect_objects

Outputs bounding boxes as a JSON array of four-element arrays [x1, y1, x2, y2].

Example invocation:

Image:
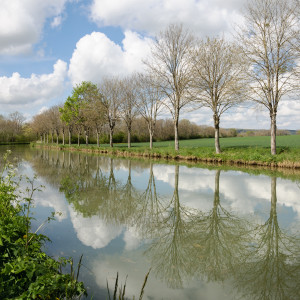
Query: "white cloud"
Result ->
[[0, 0, 68, 55], [68, 31, 152, 84], [180, 101, 300, 130], [89, 0, 246, 37], [51, 15, 63, 28], [0, 60, 67, 113]]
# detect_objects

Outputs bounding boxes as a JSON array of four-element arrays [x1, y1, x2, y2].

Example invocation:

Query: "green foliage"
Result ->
[[60, 81, 103, 127], [0, 151, 87, 299], [113, 131, 126, 143]]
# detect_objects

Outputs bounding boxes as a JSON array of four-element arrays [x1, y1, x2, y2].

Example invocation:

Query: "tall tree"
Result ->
[[99, 77, 122, 147], [60, 81, 100, 146], [189, 37, 247, 153], [237, 0, 300, 155], [136, 73, 163, 149], [87, 88, 105, 147], [145, 23, 194, 151], [120, 75, 139, 149], [47, 105, 62, 145], [31, 110, 50, 143], [8, 111, 25, 137]]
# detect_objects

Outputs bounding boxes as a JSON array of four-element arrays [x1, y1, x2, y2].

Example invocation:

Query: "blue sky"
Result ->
[[0, 0, 299, 129]]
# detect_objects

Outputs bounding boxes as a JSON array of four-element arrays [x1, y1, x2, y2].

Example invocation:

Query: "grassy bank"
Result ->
[[0, 152, 87, 299], [33, 135, 300, 169]]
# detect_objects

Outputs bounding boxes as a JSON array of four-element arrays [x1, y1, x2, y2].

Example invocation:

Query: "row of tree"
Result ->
[[30, 0, 300, 155]]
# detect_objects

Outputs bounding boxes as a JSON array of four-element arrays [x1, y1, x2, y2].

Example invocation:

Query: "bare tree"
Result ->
[[8, 111, 25, 136], [136, 73, 164, 149], [99, 77, 122, 147], [120, 75, 139, 149], [189, 37, 247, 153], [48, 105, 62, 145], [237, 0, 300, 155], [31, 111, 50, 143], [87, 89, 105, 147], [145, 23, 194, 151]]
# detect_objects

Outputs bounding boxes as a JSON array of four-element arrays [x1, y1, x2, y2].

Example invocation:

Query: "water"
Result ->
[[2, 146, 300, 300]]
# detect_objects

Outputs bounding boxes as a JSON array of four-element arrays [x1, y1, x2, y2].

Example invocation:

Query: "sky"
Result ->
[[0, 0, 299, 129]]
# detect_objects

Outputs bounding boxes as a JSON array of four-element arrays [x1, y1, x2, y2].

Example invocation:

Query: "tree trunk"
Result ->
[[47, 134, 49, 144], [43, 133, 46, 143], [40, 135, 43, 143], [96, 131, 100, 147], [174, 117, 179, 151], [109, 128, 114, 147], [56, 131, 59, 145], [270, 112, 277, 155], [51, 131, 54, 143], [69, 130, 71, 146], [77, 133, 80, 146], [148, 123, 154, 149], [85, 129, 89, 146], [128, 128, 131, 149], [214, 114, 221, 154], [149, 131, 153, 149], [62, 131, 65, 145]]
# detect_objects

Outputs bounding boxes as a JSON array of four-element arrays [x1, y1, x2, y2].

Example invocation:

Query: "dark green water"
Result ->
[[2, 146, 300, 300]]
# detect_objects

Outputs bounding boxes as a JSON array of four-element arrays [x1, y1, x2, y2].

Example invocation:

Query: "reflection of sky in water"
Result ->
[[2, 146, 300, 300]]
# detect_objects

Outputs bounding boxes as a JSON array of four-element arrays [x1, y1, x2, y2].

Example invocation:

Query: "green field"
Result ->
[[125, 135, 300, 149], [36, 135, 300, 168]]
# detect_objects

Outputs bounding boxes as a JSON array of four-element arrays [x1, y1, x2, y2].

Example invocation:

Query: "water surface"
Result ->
[[2, 146, 300, 300]]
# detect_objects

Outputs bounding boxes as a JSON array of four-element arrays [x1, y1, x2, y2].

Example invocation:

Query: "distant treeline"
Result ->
[[40, 117, 294, 145], [110, 118, 293, 143], [0, 112, 31, 143]]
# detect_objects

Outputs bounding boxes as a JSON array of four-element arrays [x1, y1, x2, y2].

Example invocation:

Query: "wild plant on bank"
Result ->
[[0, 150, 87, 299]]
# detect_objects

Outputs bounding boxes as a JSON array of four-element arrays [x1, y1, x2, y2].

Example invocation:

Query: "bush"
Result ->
[[113, 131, 126, 143]]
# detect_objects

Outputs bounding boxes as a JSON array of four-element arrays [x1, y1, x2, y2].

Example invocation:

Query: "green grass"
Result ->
[[69, 135, 300, 149], [128, 135, 300, 149], [34, 135, 300, 168]]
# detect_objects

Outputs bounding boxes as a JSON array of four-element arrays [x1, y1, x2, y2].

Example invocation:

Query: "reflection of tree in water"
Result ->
[[134, 162, 165, 238], [30, 150, 143, 226], [144, 165, 195, 289], [98, 159, 140, 226], [234, 177, 300, 300], [144, 168, 250, 289], [190, 169, 249, 282], [59, 156, 126, 219], [29, 149, 68, 187]]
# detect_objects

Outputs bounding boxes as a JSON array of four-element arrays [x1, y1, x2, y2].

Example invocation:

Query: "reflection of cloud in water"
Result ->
[[123, 227, 141, 251], [18, 166, 68, 221], [276, 178, 300, 219], [69, 206, 122, 249], [91, 250, 238, 300], [153, 165, 300, 218], [35, 190, 68, 221]]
